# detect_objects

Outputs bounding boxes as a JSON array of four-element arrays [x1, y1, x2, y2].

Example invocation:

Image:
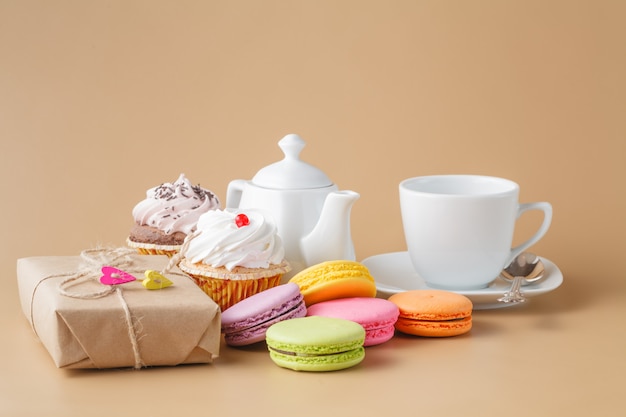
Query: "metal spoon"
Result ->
[[497, 252, 545, 304]]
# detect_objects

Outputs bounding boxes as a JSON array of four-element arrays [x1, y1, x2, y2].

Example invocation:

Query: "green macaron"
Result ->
[[265, 316, 366, 372]]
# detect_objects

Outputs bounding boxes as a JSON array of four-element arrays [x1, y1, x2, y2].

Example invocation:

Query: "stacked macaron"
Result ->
[[288, 260, 399, 346], [259, 260, 389, 371], [219, 275, 372, 371], [219, 259, 474, 372], [212, 260, 380, 372]]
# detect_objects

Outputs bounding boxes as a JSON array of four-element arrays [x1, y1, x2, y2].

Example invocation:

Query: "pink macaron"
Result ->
[[221, 283, 307, 346], [306, 297, 399, 346]]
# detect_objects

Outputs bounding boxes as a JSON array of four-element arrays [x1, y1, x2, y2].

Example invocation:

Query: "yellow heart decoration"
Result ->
[[142, 270, 174, 290]]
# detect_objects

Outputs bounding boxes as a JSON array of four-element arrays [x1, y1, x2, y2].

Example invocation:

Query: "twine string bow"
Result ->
[[56, 247, 148, 369]]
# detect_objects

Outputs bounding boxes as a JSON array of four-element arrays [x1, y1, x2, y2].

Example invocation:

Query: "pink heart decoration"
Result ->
[[100, 266, 137, 285]]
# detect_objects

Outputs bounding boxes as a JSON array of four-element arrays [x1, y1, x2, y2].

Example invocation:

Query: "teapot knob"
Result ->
[[278, 134, 305, 160], [251, 133, 333, 189]]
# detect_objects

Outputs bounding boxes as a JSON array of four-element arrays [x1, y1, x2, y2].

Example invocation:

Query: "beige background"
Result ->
[[1, 1, 624, 416]]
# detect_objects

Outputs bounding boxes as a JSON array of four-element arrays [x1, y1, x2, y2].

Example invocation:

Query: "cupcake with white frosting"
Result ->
[[127, 173, 220, 257], [179, 208, 291, 310]]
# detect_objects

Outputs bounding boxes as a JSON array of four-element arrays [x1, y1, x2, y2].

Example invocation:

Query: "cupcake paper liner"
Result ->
[[126, 237, 181, 258], [179, 259, 291, 310]]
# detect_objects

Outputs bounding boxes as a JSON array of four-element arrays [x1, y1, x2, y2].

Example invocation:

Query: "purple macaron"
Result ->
[[220, 283, 307, 346]]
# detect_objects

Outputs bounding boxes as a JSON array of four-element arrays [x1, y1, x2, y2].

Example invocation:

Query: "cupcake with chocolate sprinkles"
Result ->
[[127, 173, 220, 257]]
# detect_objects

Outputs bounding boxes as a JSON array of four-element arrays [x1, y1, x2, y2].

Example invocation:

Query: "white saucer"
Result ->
[[362, 252, 563, 310]]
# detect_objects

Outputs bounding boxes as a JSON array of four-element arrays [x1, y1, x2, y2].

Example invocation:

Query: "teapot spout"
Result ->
[[301, 190, 360, 266]]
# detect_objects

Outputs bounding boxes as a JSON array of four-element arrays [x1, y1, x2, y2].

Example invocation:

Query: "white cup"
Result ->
[[399, 175, 552, 290]]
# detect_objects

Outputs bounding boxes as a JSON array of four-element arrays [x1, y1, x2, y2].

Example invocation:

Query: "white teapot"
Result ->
[[226, 134, 360, 278]]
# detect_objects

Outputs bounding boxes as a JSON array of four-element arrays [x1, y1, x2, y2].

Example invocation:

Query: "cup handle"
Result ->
[[508, 202, 553, 265]]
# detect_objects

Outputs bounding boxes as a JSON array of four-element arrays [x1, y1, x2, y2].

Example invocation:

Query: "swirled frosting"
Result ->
[[185, 209, 285, 270], [132, 174, 220, 235]]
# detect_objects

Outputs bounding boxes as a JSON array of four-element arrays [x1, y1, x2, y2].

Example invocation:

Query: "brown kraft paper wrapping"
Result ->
[[17, 250, 221, 369]]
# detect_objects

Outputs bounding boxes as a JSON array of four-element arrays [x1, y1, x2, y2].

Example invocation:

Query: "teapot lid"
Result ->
[[252, 134, 333, 189]]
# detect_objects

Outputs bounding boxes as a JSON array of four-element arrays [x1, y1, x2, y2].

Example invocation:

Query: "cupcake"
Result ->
[[178, 208, 291, 310], [127, 173, 220, 257]]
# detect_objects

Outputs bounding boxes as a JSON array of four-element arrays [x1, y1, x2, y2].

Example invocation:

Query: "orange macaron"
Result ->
[[388, 290, 473, 337]]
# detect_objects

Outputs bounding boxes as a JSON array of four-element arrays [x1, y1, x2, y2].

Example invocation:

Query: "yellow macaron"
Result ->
[[289, 260, 377, 306]]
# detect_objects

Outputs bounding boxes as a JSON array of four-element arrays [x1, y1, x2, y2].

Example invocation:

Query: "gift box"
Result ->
[[17, 248, 221, 369]]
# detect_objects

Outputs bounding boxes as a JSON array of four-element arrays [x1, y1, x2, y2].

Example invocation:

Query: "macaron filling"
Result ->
[[222, 295, 305, 334], [267, 339, 364, 357], [362, 324, 396, 345], [268, 345, 363, 357], [268, 346, 365, 369], [395, 316, 472, 337]]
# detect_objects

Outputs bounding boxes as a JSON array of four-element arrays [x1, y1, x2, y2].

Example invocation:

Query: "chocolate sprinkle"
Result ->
[[153, 179, 217, 203]]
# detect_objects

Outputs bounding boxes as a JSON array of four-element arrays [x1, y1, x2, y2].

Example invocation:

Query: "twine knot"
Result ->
[[55, 247, 149, 369]]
